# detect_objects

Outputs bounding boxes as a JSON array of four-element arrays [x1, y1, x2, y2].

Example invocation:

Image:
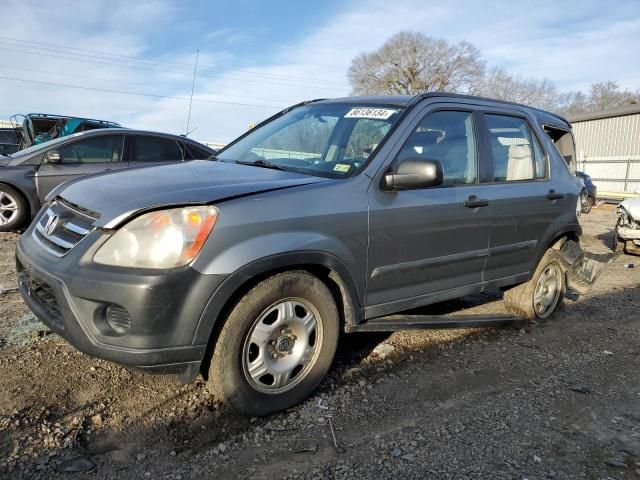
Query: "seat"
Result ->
[[506, 144, 533, 180]]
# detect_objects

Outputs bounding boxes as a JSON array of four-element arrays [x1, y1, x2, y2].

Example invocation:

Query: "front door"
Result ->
[[36, 134, 126, 200], [366, 108, 491, 318]]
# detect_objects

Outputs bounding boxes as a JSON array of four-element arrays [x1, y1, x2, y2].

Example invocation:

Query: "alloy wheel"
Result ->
[[0, 191, 19, 226]]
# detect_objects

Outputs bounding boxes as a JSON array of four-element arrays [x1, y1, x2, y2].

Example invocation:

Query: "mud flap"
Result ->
[[560, 240, 621, 295]]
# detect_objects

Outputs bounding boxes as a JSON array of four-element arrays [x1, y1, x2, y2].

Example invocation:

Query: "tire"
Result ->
[[613, 234, 625, 254], [503, 249, 567, 321], [207, 271, 340, 416], [0, 184, 28, 232], [581, 195, 594, 214]]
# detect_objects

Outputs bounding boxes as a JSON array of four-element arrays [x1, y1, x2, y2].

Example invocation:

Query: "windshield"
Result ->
[[217, 103, 405, 178]]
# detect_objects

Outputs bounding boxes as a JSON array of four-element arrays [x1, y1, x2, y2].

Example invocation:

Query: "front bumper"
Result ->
[[16, 228, 227, 376]]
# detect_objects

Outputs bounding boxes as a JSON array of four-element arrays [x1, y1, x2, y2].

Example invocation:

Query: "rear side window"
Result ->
[[485, 115, 546, 181], [544, 126, 576, 173], [133, 136, 185, 162], [185, 143, 213, 159], [396, 110, 477, 185], [57, 135, 124, 164]]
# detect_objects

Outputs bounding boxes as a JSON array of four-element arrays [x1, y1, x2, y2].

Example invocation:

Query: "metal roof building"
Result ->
[[569, 104, 640, 197]]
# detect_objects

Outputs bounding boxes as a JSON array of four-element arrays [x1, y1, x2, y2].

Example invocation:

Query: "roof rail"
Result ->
[[411, 92, 570, 124]]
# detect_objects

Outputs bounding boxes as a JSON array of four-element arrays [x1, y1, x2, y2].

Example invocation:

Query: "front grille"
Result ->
[[17, 268, 63, 327], [32, 198, 98, 257]]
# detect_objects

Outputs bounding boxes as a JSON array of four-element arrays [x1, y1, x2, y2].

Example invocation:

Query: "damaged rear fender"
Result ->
[[558, 239, 621, 295]]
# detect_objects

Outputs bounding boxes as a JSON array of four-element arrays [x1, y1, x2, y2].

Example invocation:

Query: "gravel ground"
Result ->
[[1, 204, 639, 479]]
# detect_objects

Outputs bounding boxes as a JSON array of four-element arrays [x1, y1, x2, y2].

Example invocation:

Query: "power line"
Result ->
[[0, 63, 300, 104], [0, 45, 186, 75], [0, 35, 346, 86], [0, 75, 284, 109], [0, 45, 346, 92], [0, 63, 180, 89]]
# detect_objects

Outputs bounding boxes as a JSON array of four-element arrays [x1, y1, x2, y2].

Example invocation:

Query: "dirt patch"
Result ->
[[1, 204, 640, 479]]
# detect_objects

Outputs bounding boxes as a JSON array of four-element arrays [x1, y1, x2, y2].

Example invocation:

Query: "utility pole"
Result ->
[[186, 49, 199, 135]]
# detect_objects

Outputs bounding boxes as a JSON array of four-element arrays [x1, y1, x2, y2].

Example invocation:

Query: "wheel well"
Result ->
[[547, 231, 580, 252], [198, 264, 360, 379]]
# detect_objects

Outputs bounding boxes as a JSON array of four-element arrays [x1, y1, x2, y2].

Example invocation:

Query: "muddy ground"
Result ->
[[1, 205, 639, 479]]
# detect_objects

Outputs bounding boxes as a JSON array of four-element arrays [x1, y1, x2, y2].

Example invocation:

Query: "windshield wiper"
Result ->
[[236, 159, 288, 171]]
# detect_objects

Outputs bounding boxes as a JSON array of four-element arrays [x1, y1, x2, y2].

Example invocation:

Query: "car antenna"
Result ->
[[184, 126, 199, 137], [185, 49, 199, 136]]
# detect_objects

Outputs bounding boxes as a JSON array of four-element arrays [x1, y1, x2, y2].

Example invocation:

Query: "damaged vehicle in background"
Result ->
[[18, 93, 596, 417], [616, 196, 640, 254], [8, 113, 121, 151]]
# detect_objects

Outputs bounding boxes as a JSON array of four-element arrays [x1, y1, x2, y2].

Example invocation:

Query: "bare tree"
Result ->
[[480, 67, 559, 110], [347, 31, 485, 95], [560, 81, 640, 114]]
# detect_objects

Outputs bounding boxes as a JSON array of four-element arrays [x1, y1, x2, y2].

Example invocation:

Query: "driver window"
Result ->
[[57, 135, 124, 164], [397, 111, 477, 185]]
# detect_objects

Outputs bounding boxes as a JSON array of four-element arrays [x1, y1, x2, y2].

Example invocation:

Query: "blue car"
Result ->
[[576, 171, 597, 213]]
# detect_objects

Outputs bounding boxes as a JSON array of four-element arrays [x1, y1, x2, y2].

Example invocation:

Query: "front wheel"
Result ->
[[207, 271, 339, 416], [503, 249, 567, 321]]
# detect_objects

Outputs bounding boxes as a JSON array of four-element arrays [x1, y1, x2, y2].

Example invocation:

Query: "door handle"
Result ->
[[464, 195, 489, 208], [546, 190, 564, 200]]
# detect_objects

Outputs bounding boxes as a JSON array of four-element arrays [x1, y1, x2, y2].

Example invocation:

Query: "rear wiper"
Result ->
[[236, 159, 287, 171]]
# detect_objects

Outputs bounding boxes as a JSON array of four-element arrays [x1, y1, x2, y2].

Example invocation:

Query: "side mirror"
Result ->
[[382, 157, 443, 191], [44, 150, 61, 164]]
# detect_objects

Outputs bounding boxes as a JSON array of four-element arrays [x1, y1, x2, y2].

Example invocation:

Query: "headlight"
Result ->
[[93, 206, 218, 268]]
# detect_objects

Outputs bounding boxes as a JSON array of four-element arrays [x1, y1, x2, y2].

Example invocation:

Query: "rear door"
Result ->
[[478, 109, 560, 283], [35, 134, 126, 200], [127, 134, 186, 168]]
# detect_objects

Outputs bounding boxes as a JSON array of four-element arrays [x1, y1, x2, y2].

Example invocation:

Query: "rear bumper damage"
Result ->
[[559, 240, 621, 295]]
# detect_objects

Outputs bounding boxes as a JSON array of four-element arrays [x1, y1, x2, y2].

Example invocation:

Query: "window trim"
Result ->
[[476, 110, 550, 185], [54, 134, 125, 165]]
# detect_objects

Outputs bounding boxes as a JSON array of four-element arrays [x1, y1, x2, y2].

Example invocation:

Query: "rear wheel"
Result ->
[[581, 195, 594, 214], [504, 249, 566, 321], [0, 184, 27, 232], [207, 271, 339, 416]]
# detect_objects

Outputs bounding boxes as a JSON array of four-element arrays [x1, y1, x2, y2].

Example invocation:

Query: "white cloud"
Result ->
[[0, 0, 638, 144]]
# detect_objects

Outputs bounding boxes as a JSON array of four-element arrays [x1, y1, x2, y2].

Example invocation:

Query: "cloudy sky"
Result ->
[[1, 0, 638, 143]]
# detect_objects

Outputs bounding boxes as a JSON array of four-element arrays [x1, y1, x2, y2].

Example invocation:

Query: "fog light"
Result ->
[[105, 304, 131, 334]]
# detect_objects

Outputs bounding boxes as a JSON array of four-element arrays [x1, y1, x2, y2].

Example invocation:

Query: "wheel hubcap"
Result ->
[[0, 192, 18, 225], [242, 298, 323, 394], [533, 264, 562, 318]]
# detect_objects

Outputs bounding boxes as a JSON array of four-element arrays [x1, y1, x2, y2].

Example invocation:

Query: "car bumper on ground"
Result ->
[[16, 232, 227, 379]]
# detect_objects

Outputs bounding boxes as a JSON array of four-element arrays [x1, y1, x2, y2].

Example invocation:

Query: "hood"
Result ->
[[0, 157, 10, 167], [56, 160, 327, 228], [620, 197, 640, 221]]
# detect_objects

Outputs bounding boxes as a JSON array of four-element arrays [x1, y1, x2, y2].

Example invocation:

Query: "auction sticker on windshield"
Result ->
[[345, 108, 397, 120]]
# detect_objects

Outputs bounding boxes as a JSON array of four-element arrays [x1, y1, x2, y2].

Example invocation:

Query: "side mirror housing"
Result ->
[[382, 157, 444, 191], [45, 150, 61, 164]]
